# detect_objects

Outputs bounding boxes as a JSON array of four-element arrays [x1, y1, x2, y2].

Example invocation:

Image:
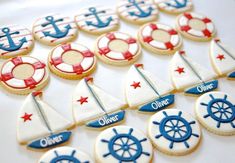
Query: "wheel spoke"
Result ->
[[177, 130, 183, 138], [212, 110, 220, 115], [114, 142, 122, 146], [211, 105, 220, 110], [169, 120, 175, 127], [127, 150, 133, 157], [179, 128, 187, 133], [225, 110, 233, 114], [223, 112, 230, 119], [114, 147, 123, 152], [130, 147, 137, 151], [121, 150, 126, 157]]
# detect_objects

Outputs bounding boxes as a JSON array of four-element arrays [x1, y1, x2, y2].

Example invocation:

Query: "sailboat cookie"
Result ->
[[33, 14, 78, 46], [75, 6, 119, 34], [72, 77, 127, 129], [17, 92, 73, 149], [170, 51, 218, 95], [125, 64, 174, 112], [117, 0, 159, 24], [210, 39, 235, 79], [0, 24, 34, 59]]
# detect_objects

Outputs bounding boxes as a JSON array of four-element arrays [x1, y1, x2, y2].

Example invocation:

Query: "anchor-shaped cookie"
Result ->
[[166, 0, 188, 8], [42, 16, 71, 38], [85, 7, 113, 28], [0, 27, 27, 51], [127, 0, 153, 18]]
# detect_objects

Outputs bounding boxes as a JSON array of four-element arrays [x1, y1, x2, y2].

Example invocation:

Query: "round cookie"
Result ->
[[75, 6, 119, 34], [138, 23, 182, 54], [117, 0, 159, 25], [0, 24, 34, 59], [155, 0, 193, 14], [195, 91, 235, 136], [95, 126, 153, 163], [38, 146, 93, 163], [33, 13, 78, 46], [148, 108, 201, 155], [48, 43, 96, 79], [0, 56, 49, 95], [94, 32, 141, 66]]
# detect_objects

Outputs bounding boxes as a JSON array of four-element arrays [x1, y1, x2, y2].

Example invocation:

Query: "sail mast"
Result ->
[[215, 41, 235, 60]]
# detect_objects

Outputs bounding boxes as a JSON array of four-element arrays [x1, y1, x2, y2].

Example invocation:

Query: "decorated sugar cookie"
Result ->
[[148, 109, 201, 155], [39, 146, 93, 163], [155, 0, 193, 14], [210, 39, 235, 79], [17, 92, 73, 149], [0, 56, 49, 95], [170, 51, 218, 95], [75, 6, 119, 34], [176, 12, 216, 41], [0, 25, 34, 59], [48, 43, 96, 79], [95, 126, 153, 163], [94, 32, 141, 66], [117, 0, 159, 24], [72, 77, 127, 129], [138, 23, 182, 54], [195, 92, 235, 136], [33, 14, 78, 46], [125, 64, 175, 112]]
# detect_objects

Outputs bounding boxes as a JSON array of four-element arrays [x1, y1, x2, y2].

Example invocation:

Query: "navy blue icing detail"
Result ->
[[153, 111, 199, 149], [126, 0, 153, 18], [101, 128, 150, 162], [165, 0, 188, 9], [85, 7, 113, 28], [200, 94, 235, 128], [228, 71, 235, 78], [0, 27, 27, 51], [41, 16, 71, 38], [185, 80, 218, 95], [139, 94, 175, 112]]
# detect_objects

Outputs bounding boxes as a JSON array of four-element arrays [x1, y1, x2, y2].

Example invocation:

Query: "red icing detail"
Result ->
[[179, 51, 185, 55], [82, 50, 94, 57], [11, 57, 23, 66], [0, 72, 13, 81], [33, 62, 45, 69], [99, 47, 110, 55], [143, 36, 153, 43], [181, 25, 191, 32], [131, 81, 141, 89], [165, 42, 174, 50], [77, 96, 88, 105], [73, 64, 84, 74], [106, 33, 116, 40], [214, 38, 220, 42], [202, 18, 211, 23], [125, 38, 136, 44], [24, 77, 37, 89], [135, 64, 143, 68], [51, 57, 63, 66], [32, 91, 42, 97], [123, 51, 133, 60], [21, 113, 33, 122], [202, 29, 212, 37], [184, 13, 193, 19], [149, 24, 158, 30], [168, 29, 177, 35], [61, 44, 71, 51], [175, 67, 185, 74], [85, 77, 93, 82], [216, 54, 225, 61]]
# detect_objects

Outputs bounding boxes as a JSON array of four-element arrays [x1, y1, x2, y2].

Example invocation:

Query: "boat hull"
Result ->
[[228, 71, 235, 79], [185, 80, 218, 95]]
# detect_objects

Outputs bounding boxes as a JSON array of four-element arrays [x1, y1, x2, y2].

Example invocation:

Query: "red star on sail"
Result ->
[[131, 81, 141, 89], [77, 96, 88, 105], [216, 54, 225, 61], [175, 67, 185, 74], [21, 113, 33, 122]]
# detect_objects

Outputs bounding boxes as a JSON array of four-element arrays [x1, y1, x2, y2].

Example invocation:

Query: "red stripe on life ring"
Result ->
[[24, 77, 37, 89], [11, 57, 23, 66]]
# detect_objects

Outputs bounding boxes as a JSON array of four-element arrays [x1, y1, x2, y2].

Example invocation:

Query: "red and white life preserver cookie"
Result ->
[[95, 32, 141, 65], [0, 56, 47, 90], [177, 12, 215, 40]]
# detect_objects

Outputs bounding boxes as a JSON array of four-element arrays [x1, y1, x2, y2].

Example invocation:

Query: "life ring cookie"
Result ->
[[195, 92, 235, 136], [138, 23, 182, 54], [38, 146, 94, 163], [148, 109, 201, 155], [94, 32, 141, 66], [0, 25, 34, 59], [33, 14, 78, 46], [176, 12, 216, 41], [48, 43, 96, 79], [75, 6, 119, 34], [155, 0, 193, 14], [95, 126, 153, 163], [0, 56, 49, 95], [117, 0, 159, 24]]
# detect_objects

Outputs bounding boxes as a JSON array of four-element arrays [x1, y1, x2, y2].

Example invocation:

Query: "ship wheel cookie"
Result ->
[[195, 92, 235, 136], [176, 12, 216, 41], [94, 32, 141, 66], [0, 56, 49, 95], [39, 147, 93, 163], [0, 25, 34, 59], [95, 126, 153, 163], [117, 0, 159, 24], [138, 23, 182, 54], [75, 6, 119, 34], [48, 43, 96, 79], [33, 13, 78, 46], [148, 109, 201, 155]]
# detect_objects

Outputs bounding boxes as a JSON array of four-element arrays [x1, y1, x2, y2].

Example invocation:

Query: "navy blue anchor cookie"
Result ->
[[95, 126, 153, 163], [33, 14, 78, 46], [117, 0, 159, 24], [0, 25, 34, 59], [75, 6, 119, 34], [148, 109, 201, 155], [196, 91, 235, 136], [39, 146, 93, 163]]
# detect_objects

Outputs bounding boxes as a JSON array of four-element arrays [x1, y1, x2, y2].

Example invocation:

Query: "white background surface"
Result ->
[[0, 0, 235, 162]]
